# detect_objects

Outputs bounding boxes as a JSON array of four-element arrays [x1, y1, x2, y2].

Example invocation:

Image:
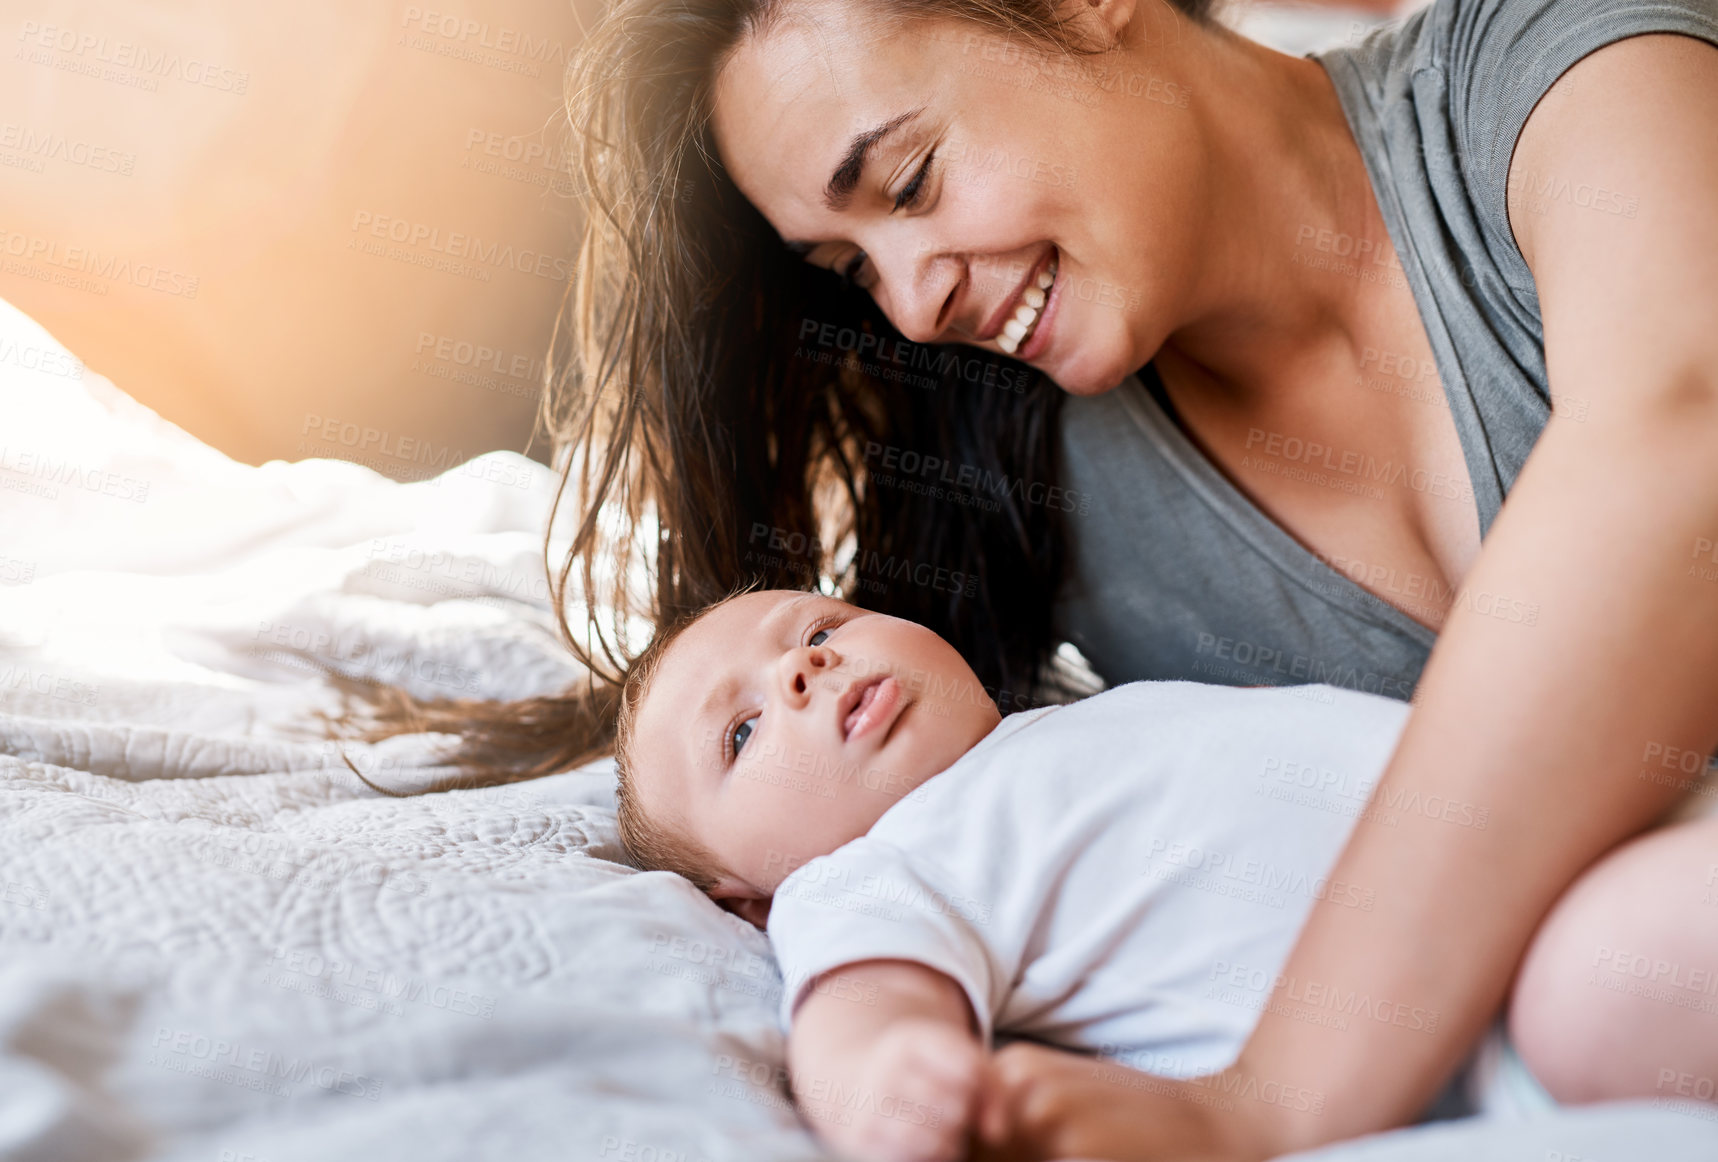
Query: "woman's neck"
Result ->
[[1132, 9, 1392, 407]]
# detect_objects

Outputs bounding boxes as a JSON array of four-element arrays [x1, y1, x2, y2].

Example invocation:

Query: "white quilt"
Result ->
[[0, 297, 824, 1162]]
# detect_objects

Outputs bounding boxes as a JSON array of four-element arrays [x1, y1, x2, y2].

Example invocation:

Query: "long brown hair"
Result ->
[[340, 0, 1216, 790]]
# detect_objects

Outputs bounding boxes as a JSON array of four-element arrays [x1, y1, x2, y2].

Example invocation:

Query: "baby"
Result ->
[[616, 587, 1716, 1162]]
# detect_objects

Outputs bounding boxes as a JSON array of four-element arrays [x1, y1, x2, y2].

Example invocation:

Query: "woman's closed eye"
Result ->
[[893, 147, 936, 212], [821, 149, 938, 289]]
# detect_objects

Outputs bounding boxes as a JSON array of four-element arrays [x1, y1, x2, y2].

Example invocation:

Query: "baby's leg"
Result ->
[[1509, 815, 1718, 1103]]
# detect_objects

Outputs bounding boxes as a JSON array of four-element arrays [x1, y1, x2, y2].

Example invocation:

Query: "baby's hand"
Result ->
[[798, 1018, 989, 1162]]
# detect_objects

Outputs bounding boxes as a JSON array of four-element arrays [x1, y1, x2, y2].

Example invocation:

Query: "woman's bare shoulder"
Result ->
[[1508, 32, 1718, 413]]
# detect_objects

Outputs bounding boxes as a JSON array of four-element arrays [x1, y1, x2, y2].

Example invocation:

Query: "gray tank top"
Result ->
[[1052, 0, 1718, 699]]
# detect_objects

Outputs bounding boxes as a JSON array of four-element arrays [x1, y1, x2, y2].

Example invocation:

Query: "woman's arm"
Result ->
[[979, 33, 1718, 1161]]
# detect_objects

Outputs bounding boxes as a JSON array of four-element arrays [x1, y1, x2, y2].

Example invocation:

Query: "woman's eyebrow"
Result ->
[[823, 106, 926, 212]]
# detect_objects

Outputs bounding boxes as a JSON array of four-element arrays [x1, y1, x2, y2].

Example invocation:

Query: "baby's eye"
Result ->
[[809, 629, 831, 647], [731, 715, 759, 758]]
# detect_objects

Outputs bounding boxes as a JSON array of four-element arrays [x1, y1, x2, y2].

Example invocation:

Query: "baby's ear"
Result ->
[[715, 894, 773, 930]]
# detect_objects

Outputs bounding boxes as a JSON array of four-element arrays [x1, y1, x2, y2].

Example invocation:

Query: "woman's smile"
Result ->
[[989, 248, 1058, 356], [1015, 251, 1063, 362]]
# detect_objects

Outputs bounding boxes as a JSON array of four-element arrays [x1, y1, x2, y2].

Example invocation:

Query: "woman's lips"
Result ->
[[843, 675, 902, 743]]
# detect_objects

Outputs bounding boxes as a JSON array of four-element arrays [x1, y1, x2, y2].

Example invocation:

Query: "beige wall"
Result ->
[[2, 1, 598, 478]]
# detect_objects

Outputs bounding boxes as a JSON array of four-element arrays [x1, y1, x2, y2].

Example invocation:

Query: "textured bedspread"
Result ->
[[0, 297, 822, 1162]]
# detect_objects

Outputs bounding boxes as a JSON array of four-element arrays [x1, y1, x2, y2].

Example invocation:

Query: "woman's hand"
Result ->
[[971, 1042, 1259, 1162]]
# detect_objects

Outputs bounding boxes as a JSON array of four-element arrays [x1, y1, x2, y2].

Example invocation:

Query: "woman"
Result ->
[[389, 0, 1718, 1155]]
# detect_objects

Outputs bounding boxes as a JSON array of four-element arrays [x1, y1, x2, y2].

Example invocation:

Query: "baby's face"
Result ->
[[631, 590, 1001, 921]]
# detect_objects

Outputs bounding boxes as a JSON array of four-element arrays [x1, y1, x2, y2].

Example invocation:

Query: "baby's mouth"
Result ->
[[841, 675, 902, 742]]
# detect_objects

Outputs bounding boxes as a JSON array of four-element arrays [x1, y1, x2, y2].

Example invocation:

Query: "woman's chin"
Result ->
[[1041, 354, 1136, 398]]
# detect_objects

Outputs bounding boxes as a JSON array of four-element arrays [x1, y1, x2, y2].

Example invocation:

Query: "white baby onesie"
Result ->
[[767, 680, 1428, 1077]]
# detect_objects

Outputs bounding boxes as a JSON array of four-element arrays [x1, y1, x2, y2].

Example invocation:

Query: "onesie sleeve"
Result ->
[[766, 838, 1002, 1045]]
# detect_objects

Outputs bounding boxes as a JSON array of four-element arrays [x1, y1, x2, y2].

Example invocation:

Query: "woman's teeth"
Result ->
[[997, 258, 1057, 355]]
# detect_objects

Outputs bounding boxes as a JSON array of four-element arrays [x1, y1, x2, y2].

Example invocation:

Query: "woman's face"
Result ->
[[710, 0, 1206, 395]]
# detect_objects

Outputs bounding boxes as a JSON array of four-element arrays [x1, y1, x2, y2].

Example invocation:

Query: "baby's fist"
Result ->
[[800, 1019, 986, 1162]]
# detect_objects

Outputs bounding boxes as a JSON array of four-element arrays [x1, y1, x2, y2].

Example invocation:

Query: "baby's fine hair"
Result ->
[[613, 580, 776, 891]]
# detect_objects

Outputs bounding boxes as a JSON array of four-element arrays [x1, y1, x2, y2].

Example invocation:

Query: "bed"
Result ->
[[2, 294, 1714, 1160]]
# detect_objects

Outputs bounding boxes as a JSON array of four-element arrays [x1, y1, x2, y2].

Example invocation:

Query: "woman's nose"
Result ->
[[869, 243, 957, 345]]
